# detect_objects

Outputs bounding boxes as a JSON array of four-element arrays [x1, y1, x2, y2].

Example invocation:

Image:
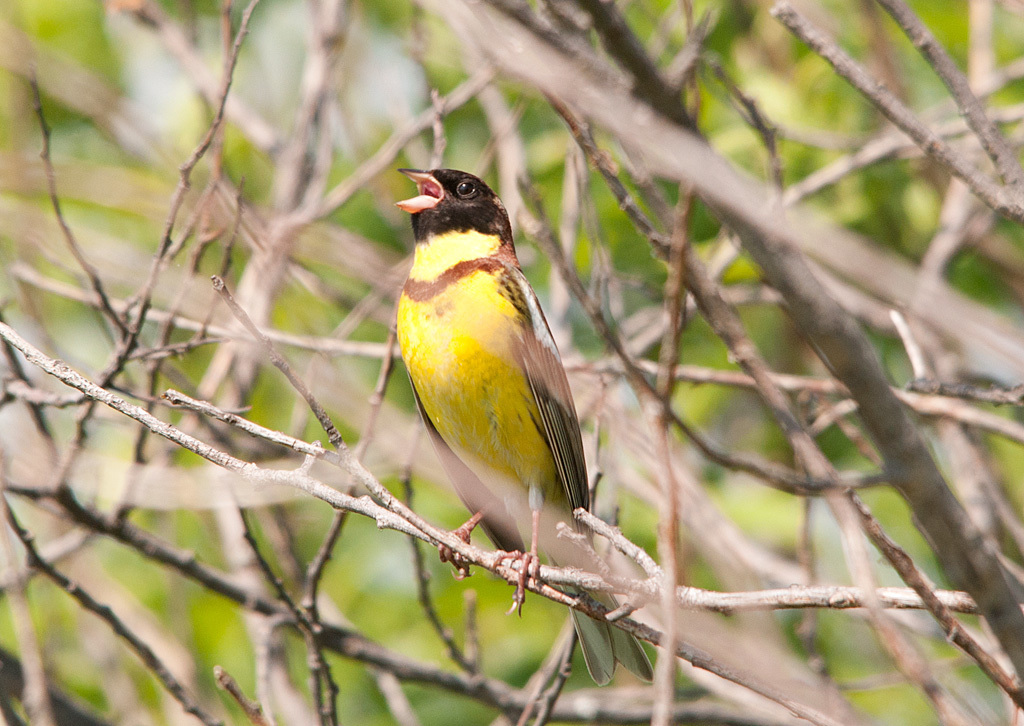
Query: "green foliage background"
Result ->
[[1, 0, 1023, 724]]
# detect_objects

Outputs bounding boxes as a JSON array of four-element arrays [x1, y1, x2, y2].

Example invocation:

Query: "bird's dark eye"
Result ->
[[455, 181, 477, 198]]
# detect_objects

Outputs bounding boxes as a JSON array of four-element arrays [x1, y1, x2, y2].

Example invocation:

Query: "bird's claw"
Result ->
[[438, 522, 477, 579], [438, 544, 471, 579], [502, 549, 538, 617]]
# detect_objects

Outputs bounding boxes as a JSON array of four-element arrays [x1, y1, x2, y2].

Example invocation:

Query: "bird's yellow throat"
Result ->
[[407, 229, 505, 283]]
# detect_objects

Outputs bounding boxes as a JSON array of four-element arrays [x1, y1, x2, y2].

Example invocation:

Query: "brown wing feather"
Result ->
[[506, 270, 590, 521]]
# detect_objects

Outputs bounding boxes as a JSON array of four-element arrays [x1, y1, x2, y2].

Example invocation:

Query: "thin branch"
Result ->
[[890, 310, 929, 380], [110, 0, 261, 385], [518, 628, 576, 726], [9, 261, 391, 360], [784, 101, 1024, 204], [771, 1, 1022, 224], [214, 666, 273, 726], [850, 493, 1024, 709], [401, 427, 477, 674], [428, 89, 448, 169], [239, 512, 338, 726], [572, 0, 694, 129], [316, 68, 494, 217], [211, 275, 344, 452], [128, 0, 279, 153], [0, 463, 56, 726], [28, 70, 126, 338], [302, 319, 400, 611], [651, 205, 690, 726], [905, 379, 1024, 406], [4, 504, 222, 726], [874, 0, 1024, 191]]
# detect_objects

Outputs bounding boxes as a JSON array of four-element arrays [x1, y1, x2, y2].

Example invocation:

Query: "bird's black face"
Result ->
[[397, 168, 513, 244]]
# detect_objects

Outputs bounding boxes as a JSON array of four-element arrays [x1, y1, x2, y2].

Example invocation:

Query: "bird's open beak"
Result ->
[[396, 169, 444, 213]]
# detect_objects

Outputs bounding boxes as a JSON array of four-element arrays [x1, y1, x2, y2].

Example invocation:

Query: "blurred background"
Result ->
[[1, 0, 1024, 724]]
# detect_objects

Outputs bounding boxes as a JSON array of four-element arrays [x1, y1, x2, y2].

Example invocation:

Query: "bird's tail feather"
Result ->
[[570, 597, 653, 684]]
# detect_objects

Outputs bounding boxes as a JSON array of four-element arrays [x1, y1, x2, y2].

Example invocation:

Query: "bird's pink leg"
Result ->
[[505, 509, 541, 616]]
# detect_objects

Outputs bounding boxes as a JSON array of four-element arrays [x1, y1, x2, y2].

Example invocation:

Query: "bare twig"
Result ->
[[128, 0, 279, 152], [850, 493, 1024, 709], [301, 322, 400, 613], [0, 459, 56, 726], [10, 261, 391, 360], [874, 0, 1024, 192], [4, 504, 222, 726], [111, 0, 261, 384], [513, 622, 575, 726], [890, 310, 929, 379], [573, 0, 694, 129], [28, 70, 126, 338], [402, 437, 477, 675], [524, 633, 576, 726], [428, 89, 448, 169], [239, 512, 338, 726], [771, 1, 1022, 224], [316, 68, 494, 217], [650, 205, 690, 726], [784, 101, 1024, 204], [905, 379, 1024, 406], [215, 666, 273, 726], [211, 275, 345, 452]]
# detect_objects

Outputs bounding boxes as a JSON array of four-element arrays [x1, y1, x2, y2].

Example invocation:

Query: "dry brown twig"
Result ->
[[214, 666, 273, 726]]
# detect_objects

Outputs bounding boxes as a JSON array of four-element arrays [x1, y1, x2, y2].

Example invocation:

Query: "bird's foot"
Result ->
[[438, 543, 471, 580], [438, 515, 482, 580], [502, 549, 539, 617]]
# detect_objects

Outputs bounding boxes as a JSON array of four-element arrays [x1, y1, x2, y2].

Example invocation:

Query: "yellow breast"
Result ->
[[397, 268, 555, 488]]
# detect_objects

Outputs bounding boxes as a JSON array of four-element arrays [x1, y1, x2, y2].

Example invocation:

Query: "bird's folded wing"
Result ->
[[508, 270, 590, 520]]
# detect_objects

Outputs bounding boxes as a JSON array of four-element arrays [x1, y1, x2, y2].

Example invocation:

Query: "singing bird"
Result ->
[[395, 168, 653, 685]]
